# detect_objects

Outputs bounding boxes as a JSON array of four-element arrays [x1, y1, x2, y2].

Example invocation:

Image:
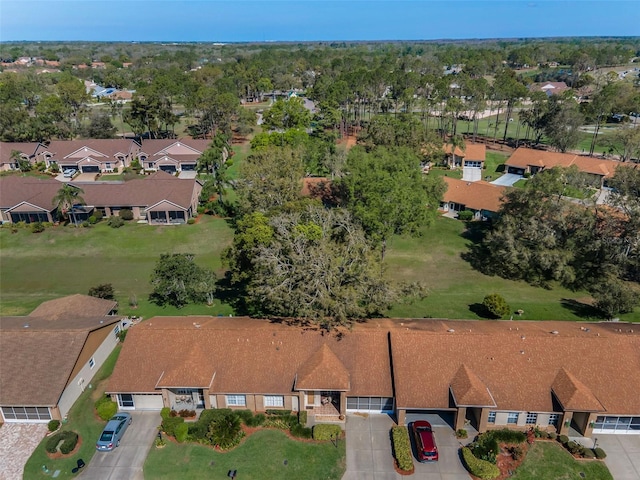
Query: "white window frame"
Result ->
[[226, 395, 246, 407], [548, 414, 559, 426], [507, 412, 519, 424], [89, 357, 95, 369], [487, 411, 496, 424], [264, 396, 284, 408], [526, 412, 537, 424]]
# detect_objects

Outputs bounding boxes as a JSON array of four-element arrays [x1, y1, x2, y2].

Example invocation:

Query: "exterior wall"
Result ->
[[213, 394, 297, 412], [57, 321, 122, 419], [67, 325, 117, 382], [486, 410, 562, 433]]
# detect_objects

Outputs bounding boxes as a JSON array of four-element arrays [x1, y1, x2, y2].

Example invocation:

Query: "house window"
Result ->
[[264, 396, 284, 408], [507, 413, 519, 425], [487, 411, 496, 424], [114, 325, 120, 340], [548, 414, 559, 426], [177, 389, 191, 395], [226, 395, 246, 407], [1, 406, 51, 421], [526, 413, 537, 425], [89, 357, 95, 369]]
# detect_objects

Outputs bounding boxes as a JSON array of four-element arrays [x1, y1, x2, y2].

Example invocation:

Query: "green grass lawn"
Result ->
[[385, 217, 639, 322], [0, 216, 234, 317], [23, 346, 122, 480], [144, 429, 345, 480], [511, 441, 612, 480]]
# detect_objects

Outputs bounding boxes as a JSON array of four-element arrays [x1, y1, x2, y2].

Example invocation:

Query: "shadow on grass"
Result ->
[[560, 298, 604, 320], [469, 303, 499, 319]]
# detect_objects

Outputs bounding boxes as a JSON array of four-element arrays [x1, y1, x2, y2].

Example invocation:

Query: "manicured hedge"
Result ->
[[175, 422, 189, 443], [290, 422, 312, 439], [162, 416, 185, 438], [45, 431, 79, 455], [594, 447, 607, 459], [47, 420, 60, 432], [462, 447, 500, 480], [391, 426, 413, 472], [95, 394, 117, 421], [489, 428, 526, 444], [312, 424, 342, 441]]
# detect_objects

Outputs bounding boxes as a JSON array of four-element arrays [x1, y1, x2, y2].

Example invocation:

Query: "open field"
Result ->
[[511, 441, 612, 480], [2, 213, 637, 321], [144, 429, 346, 480]]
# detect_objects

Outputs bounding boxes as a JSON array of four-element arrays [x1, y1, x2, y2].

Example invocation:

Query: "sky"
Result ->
[[1, 0, 639, 42]]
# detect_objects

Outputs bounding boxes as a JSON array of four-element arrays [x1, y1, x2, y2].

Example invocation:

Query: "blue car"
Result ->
[[96, 413, 132, 451]]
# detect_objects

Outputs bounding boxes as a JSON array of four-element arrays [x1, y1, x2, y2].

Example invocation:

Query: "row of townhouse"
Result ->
[[100, 316, 640, 438], [0, 138, 211, 174], [0, 171, 202, 225]]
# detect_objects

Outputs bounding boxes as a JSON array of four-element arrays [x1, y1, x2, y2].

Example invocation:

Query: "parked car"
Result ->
[[411, 420, 438, 462], [96, 413, 132, 451], [63, 169, 77, 178]]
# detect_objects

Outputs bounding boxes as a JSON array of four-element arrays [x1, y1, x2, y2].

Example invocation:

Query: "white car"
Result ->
[[63, 169, 77, 178]]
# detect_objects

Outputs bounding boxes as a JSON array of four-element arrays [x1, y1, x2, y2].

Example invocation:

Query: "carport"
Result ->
[[405, 411, 457, 429]]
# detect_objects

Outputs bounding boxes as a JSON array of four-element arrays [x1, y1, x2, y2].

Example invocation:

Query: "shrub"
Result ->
[[48, 420, 60, 432], [95, 395, 117, 421], [290, 423, 313, 438], [81, 221, 90, 228], [189, 409, 231, 441], [88, 283, 115, 300], [583, 449, 596, 459], [482, 293, 511, 318], [263, 418, 290, 429], [456, 428, 468, 439], [46, 431, 78, 454], [523, 172, 531, 178], [490, 429, 526, 444], [119, 208, 134, 221], [245, 413, 265, 427], [93, 210, 104, 221], [391, 426, 413, 472], [265, 409, 292, 416], [31, 222, 45, 233], [160, 407, 171, 420], [462, 447, 500, 480], [178, 409, 196, 418], [187, 218, 196, 224], [107, 216, 124, 228], [594, 447, 607, 459], [298, 410, 308, 426], [197, 206, 205, 214], [558, 434, 569, 445], [470, 432, 500, 464], [117, 329, 127, 342], [162, 416, 185, 438], [235, 409, 254, 424], [312, 424, 342, 441], [169, 410, 178, 417], [175, 422, 189, 443], [88, 215, 97, 224], [206, 411, 243, 449], [508, 445, 524, 460], [458, 210, 474, 222], [548, 432, 557, 440]]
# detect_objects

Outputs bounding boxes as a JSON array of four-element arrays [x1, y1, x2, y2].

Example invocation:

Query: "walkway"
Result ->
[[0, 423, 48, 480], [490, 173, 522, 187]]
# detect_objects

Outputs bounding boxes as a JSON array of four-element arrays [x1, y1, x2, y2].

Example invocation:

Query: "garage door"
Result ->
[[132, 394, 164, 410], [181, 164, 196, 171], [159, 165, 177, 173], [346, 397, 394, 413], [593, 416, 640, 434], [81, 165, 100, 173]]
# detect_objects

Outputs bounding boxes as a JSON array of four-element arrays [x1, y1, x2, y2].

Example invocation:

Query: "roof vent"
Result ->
[[520, 350, 525, 354], [550, 330, 559, 335], [447, 328, 455, 333], [521, 335, 526, 340], [193, 323, 201, 328], [23, 323, 30, 328]]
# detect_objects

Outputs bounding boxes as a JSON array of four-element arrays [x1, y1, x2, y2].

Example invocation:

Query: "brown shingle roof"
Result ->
[[29, 294, 117, 320], [442, 177, 506, 213], [450, 364, 496, 407], [0, 175, 61, 211], [506, 148, 619, 178], [0, 142, 41, 165], [551, 368, 604, 412], [43, 139, 139, 161], [444, 143, 486, 160], [107, 317, 392, 397], [295, 344, 350, 391]]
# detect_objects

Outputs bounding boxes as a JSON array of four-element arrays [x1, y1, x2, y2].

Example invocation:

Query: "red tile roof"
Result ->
[[442, 177, 506, 213], [551, 368, 604, 412], [450, 364, 496, 407], [29, 294, 117, 320], [295, 344, 350, 391], [506, 148, 619, 178], [444, 143, 486, 160]]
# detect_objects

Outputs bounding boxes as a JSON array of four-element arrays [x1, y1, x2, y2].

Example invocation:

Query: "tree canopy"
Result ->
[[150, 254, 217, 308]]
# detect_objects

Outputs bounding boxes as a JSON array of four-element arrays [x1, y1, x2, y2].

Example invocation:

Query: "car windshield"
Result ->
[[424, 451, 437, 456], [100, 431, 114, 442], [416, 426, 431, 432]]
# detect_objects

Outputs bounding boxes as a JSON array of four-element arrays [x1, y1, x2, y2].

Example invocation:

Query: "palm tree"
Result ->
[[52, 184, 85, 225]]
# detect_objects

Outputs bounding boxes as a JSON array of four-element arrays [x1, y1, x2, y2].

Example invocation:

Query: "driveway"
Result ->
[[342, 413, 470, 480], [595, 435, 640, 480], [0, 423, 48, 480], [491, 173, 522, 186], [78, 411, 158, 480]]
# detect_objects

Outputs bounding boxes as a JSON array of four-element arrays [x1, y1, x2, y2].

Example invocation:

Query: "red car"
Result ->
[[411, 421, 439, 462]]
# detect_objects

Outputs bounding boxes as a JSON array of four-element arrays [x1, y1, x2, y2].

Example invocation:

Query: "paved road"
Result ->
[[342, 413, 471, 480], [79, 411, 158, 480]]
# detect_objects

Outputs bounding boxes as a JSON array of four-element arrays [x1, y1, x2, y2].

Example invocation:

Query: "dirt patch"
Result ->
[[337, 135, 357, 150]]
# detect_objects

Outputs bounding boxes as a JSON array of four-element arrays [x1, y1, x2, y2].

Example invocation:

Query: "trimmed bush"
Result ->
[[266, 409, 292, 416], [206, 410, 244, 449], [548, 432, 557, 440], [162, 416, 185, 438], [160, 407, 171, 421], [235, 409, 254, 424], [48, 420, 60, 432], [558, 435, 569, 445], [462, 447, 500, 480], [298, 410, 308, 426], [456, 428, 468, 439], [175, 422, 189, 443], [95, 395, 117, 421], [490, 428, 527, 444], [594, 447, 607, 459], [45, 431, 78, 455], [187, 218, 196, 224], [107, 216, 124, 228], [470, 432, 500, 464], [119, 208, 134, 221], [583, 449, 596, 459], [31, 222, 45, 233], [312, 424, 342, 441], [391, 426, 413, 472], [178, 409, 196, 418], [482, 293, 511, 318], [290, 422, 313, 439], [245, 413, 266, 427], [458, 210, 474, 222]]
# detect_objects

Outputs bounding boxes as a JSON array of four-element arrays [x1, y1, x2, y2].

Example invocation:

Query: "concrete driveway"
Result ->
[[595, 435, 640, 480], [491, 173, 522, 186], [342, 413, 470, 480], [78, 411, 159, 480], [0, 423, 48, 480]]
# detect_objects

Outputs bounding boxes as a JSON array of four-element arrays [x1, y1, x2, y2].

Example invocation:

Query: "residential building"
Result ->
[[443, 143, 486, 182], [528, 82, 570, 97], [0, 295, 126, 423], [38, 139, 141, 173], [0, 142, 42, 171], [107, 317, 640, 437], [440, 177, 506, 219], [137, 139, 211, 173], [0, 171, 202, 225]]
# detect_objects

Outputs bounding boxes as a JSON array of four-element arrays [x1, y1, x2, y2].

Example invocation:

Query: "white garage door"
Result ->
[[593, 416, 640, 434], [133, 394, 164, 410]]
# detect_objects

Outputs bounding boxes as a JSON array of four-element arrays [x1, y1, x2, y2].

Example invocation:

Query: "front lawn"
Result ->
[[511, 441, 613, 480], [23, 346, 121, 479], [144, 429, 346, 480]]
